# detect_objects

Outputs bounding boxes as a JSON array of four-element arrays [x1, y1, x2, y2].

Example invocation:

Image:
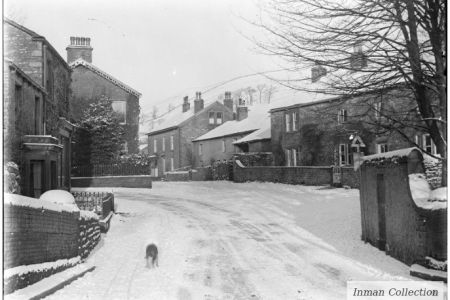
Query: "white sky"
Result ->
[[5, 0, 296, 117]]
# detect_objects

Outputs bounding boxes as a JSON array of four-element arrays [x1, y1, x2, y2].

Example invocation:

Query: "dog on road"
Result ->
[[145, 243, 159, 268]]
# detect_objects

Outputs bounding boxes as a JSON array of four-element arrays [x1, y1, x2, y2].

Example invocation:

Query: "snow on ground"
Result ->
[[48, 182, 415, 300]]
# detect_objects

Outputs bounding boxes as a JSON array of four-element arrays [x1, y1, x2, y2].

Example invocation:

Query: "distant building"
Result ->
[[4, 18, 74, 196], [193, 103, 270, 166], [270, 84, 436, 167], [67, 37, 141, 154], [147, 92, 233, 176]]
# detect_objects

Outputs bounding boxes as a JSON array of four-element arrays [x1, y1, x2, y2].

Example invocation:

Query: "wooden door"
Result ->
[[376, 173, 387, 250]]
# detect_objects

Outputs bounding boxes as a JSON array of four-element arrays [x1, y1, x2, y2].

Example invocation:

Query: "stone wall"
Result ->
[[4, 204, 79, 269], [234, 163, 333, 186], [72, 175, 153, 188], [78, 217, 101, 259]]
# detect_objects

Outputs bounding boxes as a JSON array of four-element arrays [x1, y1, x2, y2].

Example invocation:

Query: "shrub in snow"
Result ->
[[4, 162, 21, 194], [40, 190, 80, 212]]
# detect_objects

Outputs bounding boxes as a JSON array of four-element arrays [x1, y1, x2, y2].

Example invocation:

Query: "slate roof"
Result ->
[[148, 101, 231, 135], [233, 122, 271, 144], [193, 105, 270, 142], [69, 58, 142, 98]]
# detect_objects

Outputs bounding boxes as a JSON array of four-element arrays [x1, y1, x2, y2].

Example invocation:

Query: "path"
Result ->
[[45, 182, 411, 300]]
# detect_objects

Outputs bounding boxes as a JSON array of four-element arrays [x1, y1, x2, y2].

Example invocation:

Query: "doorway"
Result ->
[[376, 173, 387, 250]]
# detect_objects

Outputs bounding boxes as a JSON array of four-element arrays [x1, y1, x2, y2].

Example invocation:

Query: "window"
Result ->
[[377, 143, 388, 154], [292, 112, 299, 131], [374, 102, 382, 120], [162, 158, 166, 174], [292, 148, 297, 166], [285, 149, 291, 166], [162, 137, 166, 151], [209, 112, 215, 124], [222, 140, 226, 152], [216, 112, 223, 125], [112, 101, 126, 124], [170, 158, 174, 171], [285, 113, 291, 132], [422, 134, 437, 155], [339, 144, 352, 165], [199, 143, 203, 155], [170, 135, 174, 150], [337, 109, 348, 123], [153, 139, 157, 153]]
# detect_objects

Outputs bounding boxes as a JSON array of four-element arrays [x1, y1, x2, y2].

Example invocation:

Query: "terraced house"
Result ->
[[67, 36, 142, 154], [147, 92, 233, 176], [270, 77, 437, 167], [4, 18, 74, 196]]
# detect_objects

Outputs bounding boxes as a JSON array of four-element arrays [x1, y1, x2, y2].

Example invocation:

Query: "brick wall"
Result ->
[[4, 204, 79, 269], [234, 163, 333, 186], [71, 66, 140, 153]]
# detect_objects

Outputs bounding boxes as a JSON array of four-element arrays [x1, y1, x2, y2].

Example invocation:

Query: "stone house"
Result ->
[[4, 18, 74, 197], [67, 37, 141, 154], [270, 84, 437, 167], [192, 103, 271, 167], [147, 92, 233, 176]]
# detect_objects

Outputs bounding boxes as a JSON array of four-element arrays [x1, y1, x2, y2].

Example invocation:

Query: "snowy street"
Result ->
[[46, 182, 412, 300]]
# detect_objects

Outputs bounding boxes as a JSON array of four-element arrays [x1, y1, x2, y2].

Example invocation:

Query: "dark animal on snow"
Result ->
[[145, 243, 159, 268]]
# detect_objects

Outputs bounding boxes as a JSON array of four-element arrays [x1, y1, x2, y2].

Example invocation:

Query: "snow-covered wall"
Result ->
[[359, 149, 447, 265], [4, 194, 80, 269]]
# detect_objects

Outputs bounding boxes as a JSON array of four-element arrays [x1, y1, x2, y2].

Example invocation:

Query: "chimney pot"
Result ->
[[223, 91, 233, 112], [182, 96, 190, 112], [194, 91, 204, 113], [66, 36, 94, 64]]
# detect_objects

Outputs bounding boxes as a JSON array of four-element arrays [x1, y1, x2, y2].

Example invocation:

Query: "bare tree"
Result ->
[[254, 0, 446, 178], [256, 84, 267, 103], [244, 86, 257, 105], [264, 85, 278, 104]]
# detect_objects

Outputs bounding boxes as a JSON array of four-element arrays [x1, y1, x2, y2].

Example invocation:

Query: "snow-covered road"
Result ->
[[46, 182, 412, 300]]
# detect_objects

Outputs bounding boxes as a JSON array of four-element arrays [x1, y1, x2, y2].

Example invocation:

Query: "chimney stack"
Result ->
[[194, 91, 204, 113], [66, 36, 93, 64], [236, 98, 248, 121], [350, 42, 367, 70], [311, 61, 327, 83], [223, 91, 233, 112], [182, 96, 190, 112]]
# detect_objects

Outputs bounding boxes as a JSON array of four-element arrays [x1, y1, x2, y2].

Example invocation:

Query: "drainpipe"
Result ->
[[42, 43, 47, 135]]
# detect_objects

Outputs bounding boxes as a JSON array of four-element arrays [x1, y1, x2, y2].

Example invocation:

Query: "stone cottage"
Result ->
[[4, 18, 74, 196], [147, 92, 233, 176], [192, 103, 271, 167], [67, 37, 142, 154], [270, 82, 436, 167]]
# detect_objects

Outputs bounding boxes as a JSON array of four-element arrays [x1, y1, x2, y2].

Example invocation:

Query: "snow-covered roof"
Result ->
[[70, 58, 141, 98], [148, 101, 228, 135], [233, 122, 271, 144], [193, 105, 270, 142]]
